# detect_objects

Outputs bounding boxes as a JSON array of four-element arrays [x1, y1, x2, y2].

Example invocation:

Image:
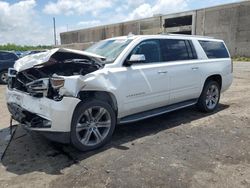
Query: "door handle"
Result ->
[[192, 67, 199, 70], [158, 71, 168, 74]]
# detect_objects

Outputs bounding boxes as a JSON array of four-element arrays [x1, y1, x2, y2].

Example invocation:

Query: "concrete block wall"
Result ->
[[60, 17, 161, 43], [59, 1, 250, 57], [195, 1, 250, 57], [235, 3, 250, 56]]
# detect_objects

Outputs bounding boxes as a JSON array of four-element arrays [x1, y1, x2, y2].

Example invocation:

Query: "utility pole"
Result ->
[[53, 17, 57, 46]]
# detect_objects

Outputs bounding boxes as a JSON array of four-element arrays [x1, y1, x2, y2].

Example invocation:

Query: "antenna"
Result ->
[[53, 17, 57, 46]]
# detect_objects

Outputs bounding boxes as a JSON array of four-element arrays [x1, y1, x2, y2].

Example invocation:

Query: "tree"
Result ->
[[0, 44, 52, 51]]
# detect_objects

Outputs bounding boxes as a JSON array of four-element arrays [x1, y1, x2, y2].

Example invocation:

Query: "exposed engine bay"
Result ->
[[8, 49, 104, 100]]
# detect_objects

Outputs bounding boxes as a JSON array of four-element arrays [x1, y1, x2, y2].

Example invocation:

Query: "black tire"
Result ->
[[196, 80, 221, 113], [0, 70, 8, 84], [71, 99, 116, 151]]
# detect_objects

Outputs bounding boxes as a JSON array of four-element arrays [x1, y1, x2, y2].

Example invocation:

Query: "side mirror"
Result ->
[[125, 54, 146, 66]]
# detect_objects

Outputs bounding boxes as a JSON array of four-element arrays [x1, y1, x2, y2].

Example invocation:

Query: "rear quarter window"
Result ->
[[199, 40, 229, 59]]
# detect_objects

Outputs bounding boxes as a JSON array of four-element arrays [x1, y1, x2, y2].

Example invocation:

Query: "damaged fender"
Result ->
[[58, 75, 86, 97]]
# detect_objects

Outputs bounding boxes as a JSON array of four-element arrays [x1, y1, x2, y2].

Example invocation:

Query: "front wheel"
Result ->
[[71, 100, 116, 151], [196, 80, 221, 113]]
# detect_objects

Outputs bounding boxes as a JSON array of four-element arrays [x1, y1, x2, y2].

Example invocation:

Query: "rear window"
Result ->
[[199, 40, 229, 59], [160, 39, 197, 62]]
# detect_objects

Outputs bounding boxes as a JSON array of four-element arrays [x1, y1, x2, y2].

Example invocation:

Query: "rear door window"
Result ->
[[160, 39, 197, 62], [199, 40, 229, 58]]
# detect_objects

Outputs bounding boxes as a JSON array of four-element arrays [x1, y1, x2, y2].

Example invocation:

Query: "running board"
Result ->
[[119, 99, 197, 124]]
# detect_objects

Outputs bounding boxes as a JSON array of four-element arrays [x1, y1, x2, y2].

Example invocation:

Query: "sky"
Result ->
[[0, 0, 241, 46]]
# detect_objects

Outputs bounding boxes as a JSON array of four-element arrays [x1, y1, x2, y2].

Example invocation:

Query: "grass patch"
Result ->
[[233, 56, 250, 62]]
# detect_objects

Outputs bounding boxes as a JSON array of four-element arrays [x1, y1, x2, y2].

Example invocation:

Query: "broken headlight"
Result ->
[[50, 77, 65, 89], [8, 68, 17, 78]]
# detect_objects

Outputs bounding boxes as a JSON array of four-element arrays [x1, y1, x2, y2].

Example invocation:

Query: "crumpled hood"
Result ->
[[14, 48, 105, 72]]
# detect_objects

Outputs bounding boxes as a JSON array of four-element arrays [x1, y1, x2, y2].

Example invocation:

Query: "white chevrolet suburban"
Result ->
[[6, 34, 233, 151]]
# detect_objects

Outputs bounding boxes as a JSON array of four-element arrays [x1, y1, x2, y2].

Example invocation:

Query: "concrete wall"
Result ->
[[60, 16, 162, 50], [195, 1, 250, 57], [60, 1, 250, 57]]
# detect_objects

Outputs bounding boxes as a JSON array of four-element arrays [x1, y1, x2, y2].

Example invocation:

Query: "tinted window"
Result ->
[[130, 40, 161, 63], [0, 52, 17, 61], [199, 40, 229, 58], [160, 39, 197, 62]]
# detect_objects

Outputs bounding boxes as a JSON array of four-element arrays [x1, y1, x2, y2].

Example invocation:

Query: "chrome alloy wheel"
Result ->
[[205, 84, 219, 110], [76, 106, 112, 146]]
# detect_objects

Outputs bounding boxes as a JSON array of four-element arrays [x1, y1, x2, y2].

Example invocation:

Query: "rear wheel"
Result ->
[[71, 100, 116, 151], [197, 80, 220, 113], [0, 70, 8, 84]]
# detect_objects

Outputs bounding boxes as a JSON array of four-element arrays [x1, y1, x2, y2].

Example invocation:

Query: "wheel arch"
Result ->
[[77, 90, 118, 114], [204, 74, 222, 90], [0, 69, 8, 75]]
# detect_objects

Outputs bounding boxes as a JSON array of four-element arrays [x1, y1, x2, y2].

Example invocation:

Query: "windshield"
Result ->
[[85, 39, 132, 63]]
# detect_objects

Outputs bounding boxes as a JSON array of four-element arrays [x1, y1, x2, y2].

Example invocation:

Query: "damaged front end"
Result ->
[[6, 48, 105, 137], [8, 48, 104, 100]]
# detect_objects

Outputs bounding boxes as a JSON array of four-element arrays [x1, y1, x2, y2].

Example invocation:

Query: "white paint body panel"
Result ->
[[6, 35, 233, 133], [6, 89, 81, 132]]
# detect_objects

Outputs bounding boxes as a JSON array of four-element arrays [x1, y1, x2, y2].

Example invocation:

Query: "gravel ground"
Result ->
[[0, 84, 10, 129], [0, 62, 250, 188]]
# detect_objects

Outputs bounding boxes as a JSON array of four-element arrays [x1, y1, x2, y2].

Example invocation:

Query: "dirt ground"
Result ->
[[0, 62, 250, 188], [0, 84, 9, 129]]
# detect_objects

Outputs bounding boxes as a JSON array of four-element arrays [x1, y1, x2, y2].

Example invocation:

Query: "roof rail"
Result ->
[[127, 32, 135, 37], [160, 33, 215, 39]]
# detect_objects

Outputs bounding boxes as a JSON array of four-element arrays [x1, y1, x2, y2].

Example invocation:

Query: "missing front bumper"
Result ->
[[7, 103, 52, 129], [6, 88, 81, 132]]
